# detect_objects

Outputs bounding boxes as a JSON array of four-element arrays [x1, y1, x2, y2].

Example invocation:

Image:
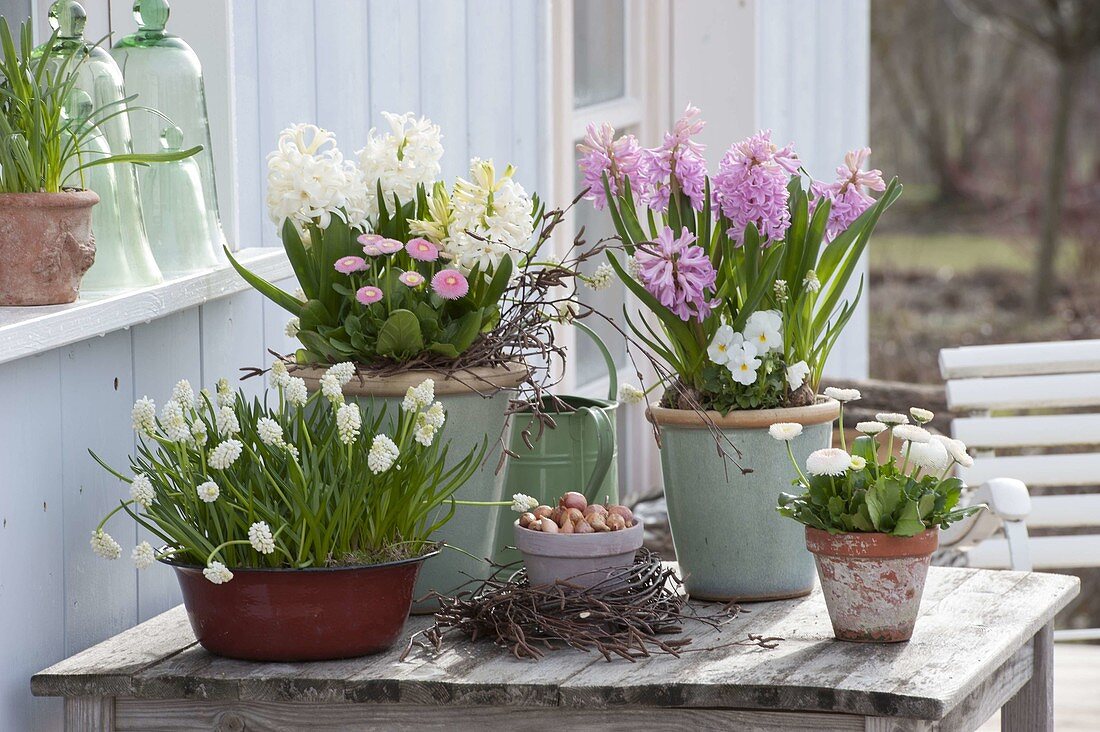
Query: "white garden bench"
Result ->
[[939, 339, 1100, 641]]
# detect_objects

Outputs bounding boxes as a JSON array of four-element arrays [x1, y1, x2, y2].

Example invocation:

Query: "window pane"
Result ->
[[574, 154, 627, 386], [573, 0, 626, 109]]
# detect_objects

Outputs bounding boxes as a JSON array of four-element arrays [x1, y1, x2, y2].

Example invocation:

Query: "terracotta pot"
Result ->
[[294, 363, 527, 612], [806, 527, 939, 643], [167, 550, 437, 661], [0, 190, 99, 305], [647, 398, 839, 601], [514, 519, 643, 589]]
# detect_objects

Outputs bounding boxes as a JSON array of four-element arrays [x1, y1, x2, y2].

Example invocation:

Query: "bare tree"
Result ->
[[961, 0, 1100, 312]]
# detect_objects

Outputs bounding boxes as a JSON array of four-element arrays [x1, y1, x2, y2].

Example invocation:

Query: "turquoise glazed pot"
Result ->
[[298, 364, 526, 613], [649, 398, 840, 602]]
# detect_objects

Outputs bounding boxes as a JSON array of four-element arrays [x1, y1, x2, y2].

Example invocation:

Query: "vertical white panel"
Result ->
[[419, 0, 469, 179], [0, 353, 64, 732], [262, 276, 302, 362], [315, 0, 371, 145], [368, 0, 421, 124], [59, 332, 138, 656], [509, 0, 541, 191], [130, 311, 202, 620], [465, 0, 512, 163], [231, 0, 263, 247], [201, 291, 267, 399]]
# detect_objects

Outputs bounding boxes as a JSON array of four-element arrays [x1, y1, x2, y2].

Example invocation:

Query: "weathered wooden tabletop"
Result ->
[[32, 567, 1079, 731]]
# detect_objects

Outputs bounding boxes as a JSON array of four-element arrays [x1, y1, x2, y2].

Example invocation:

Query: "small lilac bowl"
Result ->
[[513, 519, 644, 589]]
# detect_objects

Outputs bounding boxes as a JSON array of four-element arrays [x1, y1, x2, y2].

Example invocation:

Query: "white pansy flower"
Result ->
[[171, 379, 195, 407], [806, 448, 852, 477], [586, 263, 614, 291], [132, 541, 155, 570], [511, 493, 540, 513], [907, 439, 951, 472], [215, 405, 240, 437], [285, 317, 300, 338], [327, 362, 356, 386], [850, 455, 868, 471], [893, 424, 932, 444], [823, 386, 861, 403], [769, 422, 804, 442], [269, 360, 291, 390], [130, 474, 155, 509], [726, 341, 762, 386], [320, 373, 343, 403], [248, 522, 277, 554], [203, 561, 233, 585], [91, 529, 122, 560], [160, 399, 190, 443], [910, 407, 934, 424], [424, 402, 446, 429], [336, 403, 362, 445], [131, 397, 156, 435], [744, 310, 783, 353], [285, 377, 308, 407], [876, 412, 909, 426], [933, 435, 974, 468], [856, 421, 887, 436], [197, 480, 220, 503], [208, 439, 244, 470], [618, 384, 645, 404], [257, 417, 284, 446], [414, 424, 436, 447], [215, 378, 233, 408], [368, 434, 400, 474], [707, 325, 742, 366], [786, 360, 810, 391]]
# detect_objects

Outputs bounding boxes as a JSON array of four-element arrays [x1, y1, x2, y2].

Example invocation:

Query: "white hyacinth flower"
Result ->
[[856, 421, 887, 436], [269, 360, 291, 390], [806, 448, 852, 477], [618, 384, 645, 404], [368, 434, 400, 474], [131, 397, 156, 436], [707, 325, 742, 367], [786, 360, 810, 391], [823, 386, 861, 403], [248, 522, 277, 554], [327, 362, 356, 386], [132, 541, 155, 570], [197, 480, 220, 503], [423, 402, 446, 429], [160, 399, 191, 443], [744, 310, 784, 353], [215, 378, 233, 408], [130, 474, 155, 509], [256, 417, 284, 446], [586, 262, 614, 291], [208, 439, 244, 470], [171, 379, 195, 408], [215, 405, 240, 437], [401, 387, 419, 413], [933, 434, 974, 468], [414, 423, 436, 447], [90, 529, 122, 560], [285, 377, 308, 407], [203, 561, 234, 585], [511, 493, 540, 513], [769, 422, 804, 442], [336, 403, 362, 445], [876, 412, 909, 426], [285, 317, 300, 338], [907, 439, 951, 472], [893, 424, 932, 444], [910, 407, 934, 424], [320, 373, 343, 403], [190, 419, 208, 446], [849, 455, 868, 471], [726, 341, 762, 386]]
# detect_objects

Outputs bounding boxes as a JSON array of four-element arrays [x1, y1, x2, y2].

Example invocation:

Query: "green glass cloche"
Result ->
[[112, 0, 227, 273]]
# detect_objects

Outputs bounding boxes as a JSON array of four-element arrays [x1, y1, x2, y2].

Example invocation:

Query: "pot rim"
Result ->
[[292, 361, 528, 397], [159, 547, 440, 574], [647, 395, 840, 430], [805, 526, 939, 558], [0, 189, 100, 207]]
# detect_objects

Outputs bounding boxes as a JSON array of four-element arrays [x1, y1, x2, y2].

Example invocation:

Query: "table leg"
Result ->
[[65, 696, 115, 732], [1002, 622, 1053, 732]]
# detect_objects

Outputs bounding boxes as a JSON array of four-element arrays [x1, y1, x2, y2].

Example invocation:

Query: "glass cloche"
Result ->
[[112, 0, 228, 269]]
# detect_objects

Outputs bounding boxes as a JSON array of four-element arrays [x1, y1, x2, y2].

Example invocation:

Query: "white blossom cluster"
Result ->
[[707, 311, 807, 388], [336, 403, 362, 445], [443, 159, 535, 272], [248, 521, 276, 554], [132, 541, 155, 570], [586, 262, 614, 291], [208, 438, 243, 470], [203, 561, 233, 585], [266, 123, 366, 231], [130, 474, 155, 509], [402, 378, 435, 412], [197, 480, 220, 503], [368, 434, 400, 474], [90, 529, 122, 560], [356, 112, 443, 219]]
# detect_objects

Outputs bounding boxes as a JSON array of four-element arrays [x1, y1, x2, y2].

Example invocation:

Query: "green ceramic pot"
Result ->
[[649, 398, 840, 602], [297, 364, 527, 612]]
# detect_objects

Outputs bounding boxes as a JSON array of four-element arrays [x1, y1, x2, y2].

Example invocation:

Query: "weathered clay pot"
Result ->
[[513, 519, 643, 589], [295, 363, 527, 612], [806, 526, 939, 643], [0, 190, 99, 305]]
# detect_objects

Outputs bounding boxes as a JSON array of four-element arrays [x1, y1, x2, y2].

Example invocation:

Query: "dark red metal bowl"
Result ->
[[167, 550, 437, 661]]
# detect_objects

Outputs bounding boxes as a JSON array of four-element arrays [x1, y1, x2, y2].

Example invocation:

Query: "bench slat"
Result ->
[[945, 373, 1100, 412], [967, 534, 1100, 570], [1026, 494, 1100, 529], [952, 413, 1100, 448], [959, 452, 1100, 488], [939, 340, 1100, 379]]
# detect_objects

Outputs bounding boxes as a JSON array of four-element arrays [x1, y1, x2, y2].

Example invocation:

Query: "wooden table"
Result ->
[[32, 567, 1078, 731]]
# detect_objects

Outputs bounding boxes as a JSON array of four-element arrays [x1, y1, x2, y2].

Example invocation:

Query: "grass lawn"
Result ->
[[870, 232, 1079, 276]]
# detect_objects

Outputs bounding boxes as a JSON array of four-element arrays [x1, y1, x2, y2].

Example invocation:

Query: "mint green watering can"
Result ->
[[495, 323, 620, 563]]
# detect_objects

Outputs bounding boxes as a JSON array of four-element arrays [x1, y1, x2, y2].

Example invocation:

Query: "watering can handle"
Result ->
[[572, 320, 618, 402], [578, 406, 615, 505]]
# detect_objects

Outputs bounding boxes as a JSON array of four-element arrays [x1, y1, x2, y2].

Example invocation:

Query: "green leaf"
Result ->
[[224, 247, 303, 316], [893, 501, 925, 537], [375, 309, 424, 359], [427, 342, 460, 358]]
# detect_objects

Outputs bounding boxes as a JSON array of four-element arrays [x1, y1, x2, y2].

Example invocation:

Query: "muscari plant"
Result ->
[[0, 18, 199, 193], [578, 105, 902, 413], [770, 390, 983, 536], [89, 362, 487, 584]]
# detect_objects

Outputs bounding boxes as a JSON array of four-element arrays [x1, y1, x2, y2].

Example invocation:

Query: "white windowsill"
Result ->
[[0, 247, 293, 366]]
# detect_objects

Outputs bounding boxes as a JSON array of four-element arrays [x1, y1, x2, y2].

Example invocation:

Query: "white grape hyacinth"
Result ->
[[511, 493, 540, 513], [190, 419, 208, 446], [215, 405, 240, 437], [403, 379, 435, 412], [368, 434, 400, 474], [618, 384, 645, 405], [414, 422, 436, 447], [285, 377, 308, 407], [248, 521, 277, 555], [336, 403, 362, 445], [320, 373, 343, 403], [132, 541, 155, 570], [91, 529, 122, 560], [130, 474, 155, 509], [907, 439, 952, 472], [160, 399, 190, 443], [269, 360, 291, 390], [131, 397, 156, 435], [327, 362, 356, 386], [786, 360, 810, 391], [423, 402, 446, 429], [823, 386, 861, 403], [203, 561, 234, 585], [208, 439, 244, 470], [892, 424, 932, 444], [586, 263, 614, 291], [769, 422, 804, 442], [171, 379, 195, 408], [806, 448, 853, 477], [256, 417, 285, 446], [215, 378, 233, 408], [285, 317, 300, 338], [197, 480, 220, 503]]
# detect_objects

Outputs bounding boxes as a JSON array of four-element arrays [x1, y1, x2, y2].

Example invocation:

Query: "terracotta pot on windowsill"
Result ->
[[0, 190, 99, 306]]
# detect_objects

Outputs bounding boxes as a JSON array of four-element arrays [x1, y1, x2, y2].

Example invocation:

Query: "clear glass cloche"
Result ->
[[112, 0, 229, 269]]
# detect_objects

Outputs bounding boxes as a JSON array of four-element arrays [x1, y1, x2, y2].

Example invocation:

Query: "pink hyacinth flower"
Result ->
[[356, 286, 383, 305], [377, 238, 404, 254], [635, 226, 717, 322], [431, 269, 470, 300], [334, 255, 367, 274], [406, 238, 440, 262], [399, 271, 425, 287], [811, 147, 886, 241]]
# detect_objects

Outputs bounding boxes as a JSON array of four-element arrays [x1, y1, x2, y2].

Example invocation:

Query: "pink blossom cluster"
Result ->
[[576, 122, 643, 210], [712, 130, 800, 245], [810, 148, 886, 241], [635, 226, 717, 322], [336, 233, 469, 306]]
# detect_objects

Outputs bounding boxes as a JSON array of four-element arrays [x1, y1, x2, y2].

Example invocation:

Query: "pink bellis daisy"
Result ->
[[406, 237, 439, 262], [635, 226, 717, 322], [811, 148, 886, 241], [377, 238, 404, 254], [356, 286, 383, 305], [334, 255, 366, 274], [431, 269, 469, 300], [398, 271, 426, 287]]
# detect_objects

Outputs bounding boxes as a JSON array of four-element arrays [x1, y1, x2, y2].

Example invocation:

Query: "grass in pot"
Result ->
[[774, 398, 984, 642], [89, 362, 483, 661]]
